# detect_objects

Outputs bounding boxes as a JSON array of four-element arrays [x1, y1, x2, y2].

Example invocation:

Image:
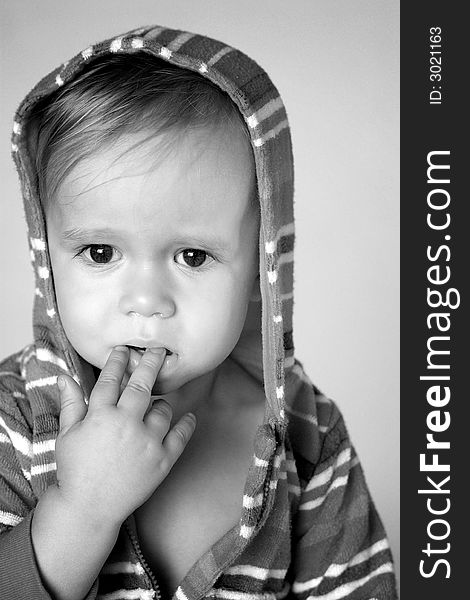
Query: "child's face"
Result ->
[[46, 126, 259, 394]]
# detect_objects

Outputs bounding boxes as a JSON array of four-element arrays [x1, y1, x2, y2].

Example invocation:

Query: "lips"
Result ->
[[126, 344, 173, 356]]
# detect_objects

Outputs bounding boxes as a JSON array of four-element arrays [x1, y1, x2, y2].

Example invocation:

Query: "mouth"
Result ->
[[126, 345, 174, 356]]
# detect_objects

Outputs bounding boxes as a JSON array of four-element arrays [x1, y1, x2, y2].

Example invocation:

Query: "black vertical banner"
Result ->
[[401, 3, 465, 597]]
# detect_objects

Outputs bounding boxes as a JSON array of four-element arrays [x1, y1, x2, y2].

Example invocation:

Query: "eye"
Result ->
[[175, 249, 213, 269], [81, 244, 118, 264]]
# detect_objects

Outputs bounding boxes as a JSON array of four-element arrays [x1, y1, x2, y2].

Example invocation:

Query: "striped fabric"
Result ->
[[2, 25, 397, 599]]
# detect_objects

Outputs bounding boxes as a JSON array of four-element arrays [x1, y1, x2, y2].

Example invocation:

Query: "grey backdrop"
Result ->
[[0, 0, 400, 587]]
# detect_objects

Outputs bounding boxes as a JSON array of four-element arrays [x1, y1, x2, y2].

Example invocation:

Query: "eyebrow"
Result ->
[[60, 227, 232, 254], [60, 227, 119, 243]]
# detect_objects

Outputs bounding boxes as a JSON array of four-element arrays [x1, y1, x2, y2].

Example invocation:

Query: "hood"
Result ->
[[11, 25, 295, 441]]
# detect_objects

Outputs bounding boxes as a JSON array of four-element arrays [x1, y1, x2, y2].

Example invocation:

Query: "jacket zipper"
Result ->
[[261, 457, 274, 517], [124, 519, 163, 600], [123, 447, 276, 600]]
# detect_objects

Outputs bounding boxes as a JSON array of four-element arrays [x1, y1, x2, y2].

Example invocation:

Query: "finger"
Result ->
[[162, 413, 197, 462], [143, 399, 173, 440], [117, 348, 166, 418], [58, 374, 87, 434], [88, 346, 129, 411]]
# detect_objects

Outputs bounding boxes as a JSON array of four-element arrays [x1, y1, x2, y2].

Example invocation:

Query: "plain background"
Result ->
[[0, 0, 400, 587]]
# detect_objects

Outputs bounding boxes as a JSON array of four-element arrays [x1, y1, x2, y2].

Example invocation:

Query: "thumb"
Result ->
[[57, 374, 87, 433]]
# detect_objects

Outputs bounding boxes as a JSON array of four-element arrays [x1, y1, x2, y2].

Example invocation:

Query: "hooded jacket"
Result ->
[[0, 25, 397, 600]]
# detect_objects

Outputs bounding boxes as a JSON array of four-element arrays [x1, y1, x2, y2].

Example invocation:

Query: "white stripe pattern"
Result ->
[[253, 119, 289, 147], [254, 456, 269, 468], [102, 562, 145, 576], [167, 32, 194, 52], [265, 241, 276, 254], [277, 222, 295, 240], [293, 539, 390, 593], [46, 308, 56, 318], [0, 415, 32, 458], [22, 349, 36, 365], [55, 74, 64, 87], [13, 121, 22, 135], [110, 37, 123, 52], [206, 584, 291, 600], [0, 432, 11, 444], [288, 483, 301, 495], [247, 97, 284, 129], [0, 510, 23, 527], [97, 589, 155, 600], [159, 47, 172, 59], [285, 405, 318, 426], [306, 562, 394, 600], [33, 438, 56, 455], [290, 363, 311, 384], [305, 448, 351, 493], [35, 287, 44, 297], [285, 458, 297, 472], [81, 46, 94, 60], [284, 355, 295, 369], [30, 237, 46, 251], [300, 458, 359, 511], [226, 564, 287, 580], [36, 347, 68, 371], [243, 493, 263, 509], [37, 266, 50, 279], [239, 524, 255, 539], [143, 25, 166, 39], [273, 314, 283, 323], [300, 476, 349, 511], [131, 38, 144, 49], [273, 450, 284, 469], [175, 586, 189, 600], [276, 386, 284, 400], [25, 376, 58, 390], [278, 251, 294, 265], [207, 46, 234, 67], [265, 222, 294, 256], [31, 462, 57, 477]]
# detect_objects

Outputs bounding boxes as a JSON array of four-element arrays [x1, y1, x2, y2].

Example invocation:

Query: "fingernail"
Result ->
[[187, 412, 197, 424], [114, 345, 129, 352], [148, 347, 165, 355], [57, 375, 66, 391]]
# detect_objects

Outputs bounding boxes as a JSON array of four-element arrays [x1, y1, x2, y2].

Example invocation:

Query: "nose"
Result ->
[[119, 264, 176, 319]]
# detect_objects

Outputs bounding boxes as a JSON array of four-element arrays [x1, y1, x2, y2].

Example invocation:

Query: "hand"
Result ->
[[55, 346, 197, 527]]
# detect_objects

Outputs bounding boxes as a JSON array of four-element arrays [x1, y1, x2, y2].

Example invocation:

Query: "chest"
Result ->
[[134, 404, 265, 598]]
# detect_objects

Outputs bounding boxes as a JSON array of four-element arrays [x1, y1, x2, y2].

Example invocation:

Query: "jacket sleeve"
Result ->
[[0, 393, 99, 600], [289, 401, 398, 600]]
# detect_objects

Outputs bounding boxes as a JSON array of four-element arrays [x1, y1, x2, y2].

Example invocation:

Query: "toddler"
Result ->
[[0, 25, 397, 600]]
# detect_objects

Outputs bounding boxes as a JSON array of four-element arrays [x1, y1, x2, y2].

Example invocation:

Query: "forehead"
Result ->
[[51, 127, 256, 237]]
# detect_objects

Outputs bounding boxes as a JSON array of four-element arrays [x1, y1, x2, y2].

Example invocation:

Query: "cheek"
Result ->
[[186, 279, 250, 349], [53, 270, 110, 332]]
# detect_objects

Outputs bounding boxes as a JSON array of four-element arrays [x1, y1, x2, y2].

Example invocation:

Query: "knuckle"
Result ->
[[108, 353, 127, 367], [173, 424, 189, 444], [126, 379, 151, 395], [152, 399, 172, 417], [97, 372, 120, 386], [158, 457, 171, 476]]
